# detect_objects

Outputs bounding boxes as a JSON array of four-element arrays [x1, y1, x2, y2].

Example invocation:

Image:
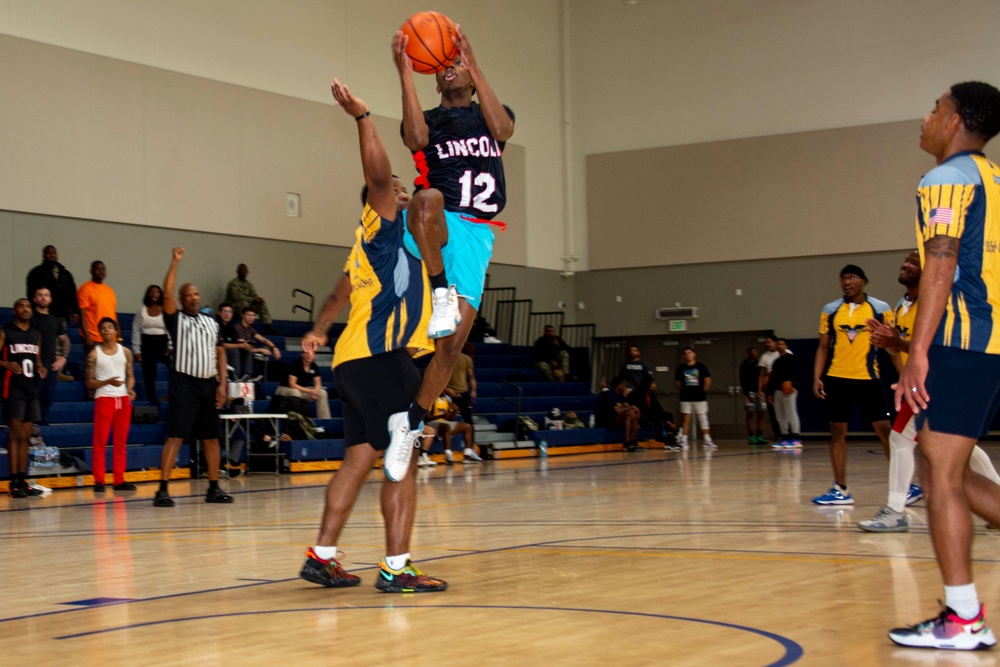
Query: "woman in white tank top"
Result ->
[[132, 285, 171, 406], [85, 318, 136, 492]]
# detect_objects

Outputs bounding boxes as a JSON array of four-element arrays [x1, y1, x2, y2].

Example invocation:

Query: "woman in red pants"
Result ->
[[85, 318, 136, 492]]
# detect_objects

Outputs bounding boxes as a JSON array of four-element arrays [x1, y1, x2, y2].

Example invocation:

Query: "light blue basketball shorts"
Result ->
[[402, 209, 495, 311]]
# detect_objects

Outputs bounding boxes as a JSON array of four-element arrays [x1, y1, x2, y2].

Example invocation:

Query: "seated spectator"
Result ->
[[533, 324, 570, 382], [232, 306, 281, 380], [77, 260, 117, 352], [275, 348, 331, 419], [132, 284, 171, 404], [594, 376, 642, 452], [629, 376, 680, 449], [84, 318, 137, 492], [422, 395, 481, 464], [225, 263, 279, 335], [216, 303, 250, 379]]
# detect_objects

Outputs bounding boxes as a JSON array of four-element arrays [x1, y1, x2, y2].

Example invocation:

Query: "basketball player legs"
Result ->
[[405, 189, 460, 339]]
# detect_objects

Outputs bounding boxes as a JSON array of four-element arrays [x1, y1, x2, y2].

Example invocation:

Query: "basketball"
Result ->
[[401, 11, 458, 74]]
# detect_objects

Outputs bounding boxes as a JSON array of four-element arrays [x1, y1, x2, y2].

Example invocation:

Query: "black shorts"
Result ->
[[823, 376, 890, 425], [915, 345, 1000, 439], [333, 350, 422, 452], [3, 397, 40, 423], [166, 373, 221, 441]]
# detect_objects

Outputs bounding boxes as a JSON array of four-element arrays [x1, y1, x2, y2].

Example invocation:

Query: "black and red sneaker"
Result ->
[[299, 548, 361, 588]]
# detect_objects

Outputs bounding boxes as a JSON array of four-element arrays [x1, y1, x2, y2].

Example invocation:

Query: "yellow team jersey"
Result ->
[[333, 204, 434, 367], [819, 296, 894, 380], [893, 295, 917, 366], [916, 152, 1000, 354]]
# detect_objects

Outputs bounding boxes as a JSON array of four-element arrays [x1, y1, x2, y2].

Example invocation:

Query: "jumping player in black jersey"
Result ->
[[390, 24, 515, 452], [2, 298, 45, 498]]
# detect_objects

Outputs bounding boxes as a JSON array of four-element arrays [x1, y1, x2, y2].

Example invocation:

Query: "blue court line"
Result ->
[[51, 604, 803, 667]]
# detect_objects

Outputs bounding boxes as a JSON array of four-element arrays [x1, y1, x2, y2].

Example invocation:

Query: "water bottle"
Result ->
[[588, 414, 595, 428], [539, 438, 548, 458], [247, 398, 255, 413]]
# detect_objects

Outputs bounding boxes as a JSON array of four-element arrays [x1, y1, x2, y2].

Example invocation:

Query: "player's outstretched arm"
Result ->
[[162, 247, 183, 315], [331, 79, 396, 221], [454, 26, 513, 143], [392, 31, 430, 151]]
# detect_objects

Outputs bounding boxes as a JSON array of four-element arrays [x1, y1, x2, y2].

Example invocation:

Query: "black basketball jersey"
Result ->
[[1, 323, 41, 400], [406, 102, 514, 221]]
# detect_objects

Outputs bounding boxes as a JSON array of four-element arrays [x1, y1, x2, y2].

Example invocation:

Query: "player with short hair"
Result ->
[[811, 264, 893, 505], [889, 81, 1000, 650], [388, 24, 515, 461], [1, 298, 45, 498], [298, 79, 446, 594]]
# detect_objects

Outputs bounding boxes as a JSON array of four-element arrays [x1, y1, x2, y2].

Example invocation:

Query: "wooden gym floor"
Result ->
[[2, 441, 999, 666]]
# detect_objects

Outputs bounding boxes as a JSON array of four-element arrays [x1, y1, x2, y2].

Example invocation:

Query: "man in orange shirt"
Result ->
[[77, 261, 117, 351]]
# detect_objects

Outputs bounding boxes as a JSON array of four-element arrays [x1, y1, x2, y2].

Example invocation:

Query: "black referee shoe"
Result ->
[[153, 490, 175, 507], [205, 487, 234, 504]]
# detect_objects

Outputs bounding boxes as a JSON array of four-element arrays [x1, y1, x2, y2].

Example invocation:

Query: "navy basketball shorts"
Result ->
[[914, 345, 1000, 439]]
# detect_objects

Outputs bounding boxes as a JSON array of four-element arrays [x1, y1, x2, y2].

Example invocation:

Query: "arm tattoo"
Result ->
[[85, 350, 97, 381], [925, 234, 960, 259]]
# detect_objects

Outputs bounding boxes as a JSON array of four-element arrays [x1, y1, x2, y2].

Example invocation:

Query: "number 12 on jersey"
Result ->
[[458, 170, 497, 213]]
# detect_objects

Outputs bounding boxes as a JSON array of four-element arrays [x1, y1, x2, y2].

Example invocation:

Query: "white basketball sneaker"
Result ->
[[428, 285, 461, 339], [385, 412, 421, 482]]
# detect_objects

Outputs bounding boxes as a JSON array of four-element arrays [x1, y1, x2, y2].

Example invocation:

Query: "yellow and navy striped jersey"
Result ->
[[333, 204, 434, 367], [819, 295, 894, 380], [893, 294, 917, 366], [915, 151, 1000, 354]]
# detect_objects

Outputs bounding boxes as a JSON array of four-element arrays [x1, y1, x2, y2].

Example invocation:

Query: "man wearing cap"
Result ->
[[811, 264, 894, 505]]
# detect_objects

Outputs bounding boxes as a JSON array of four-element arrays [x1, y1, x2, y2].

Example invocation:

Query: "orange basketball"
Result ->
[[401, 11, 458, 74]]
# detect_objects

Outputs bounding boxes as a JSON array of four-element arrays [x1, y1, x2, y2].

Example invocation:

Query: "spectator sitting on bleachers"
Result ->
[[132, 285, 171, 404], [26, 245, 80, 327], [84, 318, 137, 492], [216, 303, 251, 379], [225, 263, 279, 335], [276, 347, 331, 419], [77, 260, 117, 352], [629, 376, 680, 449], [423, 395, 482, 464], [532, 324, 570, 382], [232, 305, 280, 381], [595, 377, 642, 452]]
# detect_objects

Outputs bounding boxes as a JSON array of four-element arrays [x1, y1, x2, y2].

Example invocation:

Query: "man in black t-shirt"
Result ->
[[674, 347, 715, 450], [2, 298, 45, 498], [533, 325, 570, 381], [31, 287, 70, 424], [26, 245, 79, 324], [276, 348, 330, 419], [620, 345, 654, 390]]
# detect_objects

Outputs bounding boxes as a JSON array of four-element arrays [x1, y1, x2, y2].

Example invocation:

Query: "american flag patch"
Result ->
[[929, 207, 954, 225]]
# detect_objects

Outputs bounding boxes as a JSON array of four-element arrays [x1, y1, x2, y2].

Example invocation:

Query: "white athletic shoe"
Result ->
[[857, 506, 909, 533], [428, 285, 461, 339], [703, 439, 717, 450], [444, 449, 454, 465], [463, 447, 483, 462], [385, 412, 421, 482], [678, 435, 689, 451], [417, 452, 437, 468]]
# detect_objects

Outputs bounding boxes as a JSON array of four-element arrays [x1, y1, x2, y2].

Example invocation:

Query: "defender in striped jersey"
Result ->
[[153, 247, 232, 508], [297, 80, 445, 593]]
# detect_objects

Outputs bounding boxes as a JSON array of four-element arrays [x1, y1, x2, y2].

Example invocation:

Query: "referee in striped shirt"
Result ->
[[154, 247, 233, 507]]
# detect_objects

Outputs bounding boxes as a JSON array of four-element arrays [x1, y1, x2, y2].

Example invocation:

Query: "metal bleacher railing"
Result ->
[[590, 338, 629, 390], [292, 288, 314, 321]]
